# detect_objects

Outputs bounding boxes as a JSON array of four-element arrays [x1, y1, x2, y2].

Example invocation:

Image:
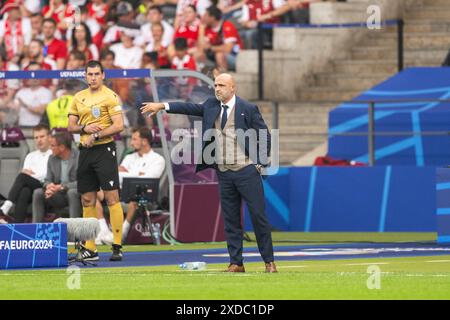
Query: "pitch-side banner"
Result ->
[[0, 223, 67, 269], [0, 69, 152, 80]]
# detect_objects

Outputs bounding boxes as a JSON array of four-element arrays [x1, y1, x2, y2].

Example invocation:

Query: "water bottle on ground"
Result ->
[[151, 223, 161, 245], [179, 261, 207, 270]]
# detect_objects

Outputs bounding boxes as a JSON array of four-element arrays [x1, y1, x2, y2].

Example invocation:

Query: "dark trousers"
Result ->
[[216, 165, 274, 265], [8, 173, 42, 222]]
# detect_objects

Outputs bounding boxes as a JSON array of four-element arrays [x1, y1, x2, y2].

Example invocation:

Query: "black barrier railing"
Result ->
[[257, 19, 404, 100], [265, 98, 450, 166]]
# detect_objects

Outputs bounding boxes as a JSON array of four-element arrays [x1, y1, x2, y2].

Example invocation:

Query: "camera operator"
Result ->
[[95, 127, 165, 245]]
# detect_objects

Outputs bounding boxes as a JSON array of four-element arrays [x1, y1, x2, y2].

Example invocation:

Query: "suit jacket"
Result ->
[[169, 96, 271, 172], [43, 148, 79, 190]]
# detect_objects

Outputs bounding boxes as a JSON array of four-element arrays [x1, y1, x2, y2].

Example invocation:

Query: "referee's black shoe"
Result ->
[[110, 244, 123, 261]]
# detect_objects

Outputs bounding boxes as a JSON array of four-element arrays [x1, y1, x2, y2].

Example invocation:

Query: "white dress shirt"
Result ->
[[119, 149, 165, 186], [22, 149, 52, 182]]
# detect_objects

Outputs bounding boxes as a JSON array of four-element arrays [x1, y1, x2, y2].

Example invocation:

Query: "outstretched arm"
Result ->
[[140, 102, 166, 118], [141, 101, 205, 118]]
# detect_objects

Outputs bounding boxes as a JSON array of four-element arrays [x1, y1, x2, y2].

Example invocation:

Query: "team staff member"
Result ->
[[68, 60, 125, 262], [141, 73, 277, 273]]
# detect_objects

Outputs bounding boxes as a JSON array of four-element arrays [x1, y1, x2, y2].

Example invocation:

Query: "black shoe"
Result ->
[[110, 244, 123, 261], [0, 210, 14, 224], [78, 244, 99, 261]]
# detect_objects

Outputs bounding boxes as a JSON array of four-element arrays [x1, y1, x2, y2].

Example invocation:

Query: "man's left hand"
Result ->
[[82, 134, 96, 148]]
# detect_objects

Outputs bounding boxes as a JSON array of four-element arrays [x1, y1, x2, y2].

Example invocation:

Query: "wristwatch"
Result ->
[[93, 132, 100, 141], [80, 124, 86, 133]]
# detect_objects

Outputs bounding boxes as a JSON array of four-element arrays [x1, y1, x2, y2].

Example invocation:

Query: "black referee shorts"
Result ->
[[77, 141, 120, 194]]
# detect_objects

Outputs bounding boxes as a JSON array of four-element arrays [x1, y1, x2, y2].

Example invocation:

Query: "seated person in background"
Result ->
[[217, 0, 245, 20], [198, 6, 243, 72], [144, 22, 171, 68], [169, 5, 201, 59], [0, 124, 52, 224], [279, 0, 321, 24], [95, 127, 165, 244], [66, 50, 88, 70], [100, 49, 130, 106], [41, 18, 68, 70], [11, 62, 53, 127], [171, 37, 198, 98], [21, 39, 56, 90], [110, 30, 144, 69], [32, 131, 81, 222], [136, 5, 174, 50], [20, 38, 56, 71], [0, 44, 20, 124], [239, 0, 286, 49]]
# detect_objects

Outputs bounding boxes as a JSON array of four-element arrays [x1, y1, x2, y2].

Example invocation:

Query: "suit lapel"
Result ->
[[234, 96, 244, 129], [210, 100, 221, 128], [55, 158, 62, 184]]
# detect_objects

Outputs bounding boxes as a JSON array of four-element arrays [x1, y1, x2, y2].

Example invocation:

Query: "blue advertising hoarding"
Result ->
[[0, 223, 67, 269]]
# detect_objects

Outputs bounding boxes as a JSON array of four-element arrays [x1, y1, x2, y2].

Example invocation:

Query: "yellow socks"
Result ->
[[82, 206, 97, 251], [108, 202, 124, 246]]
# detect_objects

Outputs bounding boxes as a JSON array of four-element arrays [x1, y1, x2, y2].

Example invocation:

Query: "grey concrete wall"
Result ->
[[234, 0, 413, 101]]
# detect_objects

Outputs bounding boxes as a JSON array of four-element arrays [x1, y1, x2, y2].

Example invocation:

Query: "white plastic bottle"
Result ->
[[179, 261, 207, 270]]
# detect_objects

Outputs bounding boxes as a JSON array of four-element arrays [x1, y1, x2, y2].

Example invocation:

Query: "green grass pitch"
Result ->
[[1, 233, 449, 300]]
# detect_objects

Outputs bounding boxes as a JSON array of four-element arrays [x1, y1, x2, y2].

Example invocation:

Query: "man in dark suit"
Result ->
[[32, 131, 81, 222], [141, 73, 277, 273]]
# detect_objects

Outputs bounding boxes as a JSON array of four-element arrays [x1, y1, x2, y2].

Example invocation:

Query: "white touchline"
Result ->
[[425, 260, 450, 263], [344, 262, 390, 266]]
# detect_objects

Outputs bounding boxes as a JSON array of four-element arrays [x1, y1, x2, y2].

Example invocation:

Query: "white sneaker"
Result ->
[[100, 230, 113, 245], [95, 233, 103, 245]]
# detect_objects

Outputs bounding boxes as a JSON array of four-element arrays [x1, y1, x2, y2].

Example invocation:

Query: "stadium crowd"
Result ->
[[0, 0, 321, 127], [0, 0, 324, 239]]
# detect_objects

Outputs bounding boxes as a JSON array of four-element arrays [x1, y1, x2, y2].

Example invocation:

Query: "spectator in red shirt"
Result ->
[[199, 6, 243, 71], [87, 0, 109, 28], [171, 37, 197, 72], [0, 1, 33, 64], [145, 22, 171, 68], [239, 0, 286, 49], [42, 18, 68, 70], [42, 0, 76, 37], [69, 22, 99, 61], [171, 37, 197, 98], [20, 39, 55, 70], [21, 39, 56, 89], [267, 0, 319, 24], [171, 5, 201, 55], [0, 45, 20, 123], [103, 1, 141, 47], [174, 0, 212, 29]]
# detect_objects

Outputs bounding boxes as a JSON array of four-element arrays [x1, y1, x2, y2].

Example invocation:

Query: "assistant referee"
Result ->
[[68, 60, 125, 262]]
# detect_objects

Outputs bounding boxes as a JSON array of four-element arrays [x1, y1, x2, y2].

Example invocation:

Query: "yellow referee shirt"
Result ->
[[68, 85, 123, 146]]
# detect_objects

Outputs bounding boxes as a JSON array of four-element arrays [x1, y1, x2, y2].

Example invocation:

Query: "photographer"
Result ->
[[95, 127, 165, 244]]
